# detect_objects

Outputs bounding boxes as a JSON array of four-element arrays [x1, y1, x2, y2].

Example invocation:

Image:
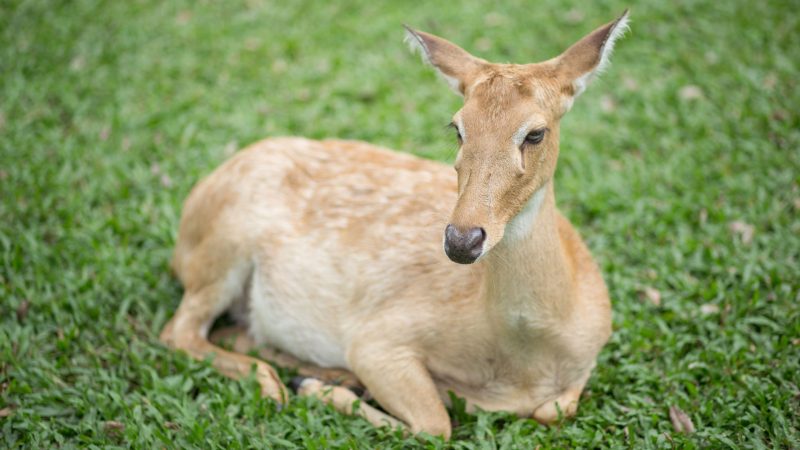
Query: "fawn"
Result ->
[[160, 11, 629, 439]]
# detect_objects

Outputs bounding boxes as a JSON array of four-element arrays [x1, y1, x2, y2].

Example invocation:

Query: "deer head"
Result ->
[[405, 11, 629, 264]]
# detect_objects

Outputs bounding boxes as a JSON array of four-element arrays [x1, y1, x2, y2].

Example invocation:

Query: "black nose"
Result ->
[[444, 224, 486, 264]]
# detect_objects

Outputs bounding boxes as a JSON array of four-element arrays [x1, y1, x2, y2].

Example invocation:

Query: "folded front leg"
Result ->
[[294, 377, 405, 431], [209, 325, 362, 390], [348, 342, 452, 439]]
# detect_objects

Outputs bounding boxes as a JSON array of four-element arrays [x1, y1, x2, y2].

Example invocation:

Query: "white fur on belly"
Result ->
[[246, 264, 348, 369]]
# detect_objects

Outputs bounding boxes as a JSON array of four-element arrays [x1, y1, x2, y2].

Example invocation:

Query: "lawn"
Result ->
[[1, 0, 798, 447]]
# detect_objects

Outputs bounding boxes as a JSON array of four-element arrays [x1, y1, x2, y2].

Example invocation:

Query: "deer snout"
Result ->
[[444, 224, 486, 264]]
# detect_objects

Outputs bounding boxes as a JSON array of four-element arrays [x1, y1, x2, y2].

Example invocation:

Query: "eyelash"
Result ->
[[523, 129, 547, 146], [448, 122, 463, 144]]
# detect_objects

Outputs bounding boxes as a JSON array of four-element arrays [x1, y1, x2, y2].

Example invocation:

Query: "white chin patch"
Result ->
[[503, 186, 547, 242]]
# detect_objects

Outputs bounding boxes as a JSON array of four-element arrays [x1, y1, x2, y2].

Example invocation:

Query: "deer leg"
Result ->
[[293, 378, 405, 431], [160, 286, 288, 403], [345, 343, 452, 439], [208, 326, 397, 429], [531, 381, 587, 424], [209, 325, 363, 390], [284, 343, 449, 438]]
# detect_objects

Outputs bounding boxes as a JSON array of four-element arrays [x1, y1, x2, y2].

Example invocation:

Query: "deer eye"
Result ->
[[524, 129, 546, 146], [447, 122, 463, 145]]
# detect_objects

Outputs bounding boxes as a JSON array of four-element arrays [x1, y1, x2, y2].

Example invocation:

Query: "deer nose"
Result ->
[[444, 224, 486, 264]]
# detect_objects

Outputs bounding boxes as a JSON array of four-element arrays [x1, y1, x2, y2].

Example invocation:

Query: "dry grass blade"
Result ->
[[103, 420, 125, 434], [641, 286, 661, 306], [729, 221, 755, 244], [16, 300, 30, 323], [669, 406, 695, 434]]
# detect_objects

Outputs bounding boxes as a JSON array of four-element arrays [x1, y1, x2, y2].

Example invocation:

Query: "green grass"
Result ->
[[1, 0, 798, 447]]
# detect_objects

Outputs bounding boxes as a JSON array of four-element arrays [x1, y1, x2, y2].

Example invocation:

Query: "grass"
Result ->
[[1, 0, 798, 447]]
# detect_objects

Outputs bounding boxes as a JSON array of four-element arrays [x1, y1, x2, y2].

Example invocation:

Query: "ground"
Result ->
[[1, 0, 798, 448]]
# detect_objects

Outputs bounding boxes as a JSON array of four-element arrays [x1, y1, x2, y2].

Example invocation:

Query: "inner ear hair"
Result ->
[[556, 10, 630, 97], [404, 26, 487, 96]]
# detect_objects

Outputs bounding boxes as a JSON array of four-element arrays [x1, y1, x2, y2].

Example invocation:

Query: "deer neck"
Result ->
[[481, 181, 575, 339]]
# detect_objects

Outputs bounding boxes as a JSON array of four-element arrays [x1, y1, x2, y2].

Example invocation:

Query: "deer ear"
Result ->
[[404, 26, 487, 96], [556, 10, 630, 100]]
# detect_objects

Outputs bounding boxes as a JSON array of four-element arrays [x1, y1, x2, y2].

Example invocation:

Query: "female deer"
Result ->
[[160, 11, 629, 439]]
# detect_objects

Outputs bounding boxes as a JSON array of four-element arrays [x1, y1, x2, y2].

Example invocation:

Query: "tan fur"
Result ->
[[160, 12, 629, 439]]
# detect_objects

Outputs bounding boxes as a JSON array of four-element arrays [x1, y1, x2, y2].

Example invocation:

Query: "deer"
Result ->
[[159, 11, 629, 439]]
